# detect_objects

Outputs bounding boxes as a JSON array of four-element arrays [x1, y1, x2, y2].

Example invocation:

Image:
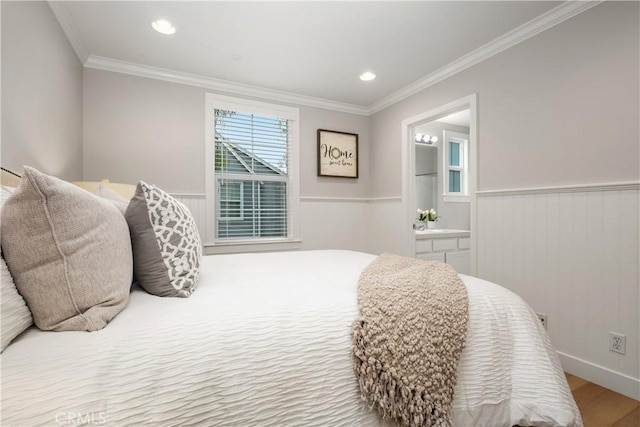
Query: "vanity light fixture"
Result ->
[[359, 71, 376, 81], [152, 19, 176, 35], [415, 134, 438, 144]]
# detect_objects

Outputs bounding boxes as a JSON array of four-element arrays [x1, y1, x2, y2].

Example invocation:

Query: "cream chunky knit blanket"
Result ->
[[352, 253, 469, 427]]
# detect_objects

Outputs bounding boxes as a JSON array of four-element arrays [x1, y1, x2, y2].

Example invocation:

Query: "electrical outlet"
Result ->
[[536, 313, 547, 330], [609, 332, 626, 354]]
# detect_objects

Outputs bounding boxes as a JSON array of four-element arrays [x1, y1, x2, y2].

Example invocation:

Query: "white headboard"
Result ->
[[1, 167, 22, 187], [1, 168, 136, 200], [72, 179, 136, 200]]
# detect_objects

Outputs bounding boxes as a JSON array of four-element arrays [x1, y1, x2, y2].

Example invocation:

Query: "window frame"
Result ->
[[205, 94, 300, 252], [443, 130, 470, 202]]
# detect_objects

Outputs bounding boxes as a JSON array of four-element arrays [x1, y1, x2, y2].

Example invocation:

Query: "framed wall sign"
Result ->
[[317, 129, 359, 178]]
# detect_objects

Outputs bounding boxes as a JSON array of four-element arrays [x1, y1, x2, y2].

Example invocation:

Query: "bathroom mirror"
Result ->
[[414, 144, 438, 215]]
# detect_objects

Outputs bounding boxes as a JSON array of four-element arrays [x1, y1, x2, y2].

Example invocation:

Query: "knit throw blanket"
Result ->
[[352, 253, 469, 427]]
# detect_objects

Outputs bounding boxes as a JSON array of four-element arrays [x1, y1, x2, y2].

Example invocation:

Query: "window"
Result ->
[[205, 94, 300, 249], [443, 131, 469, 202]]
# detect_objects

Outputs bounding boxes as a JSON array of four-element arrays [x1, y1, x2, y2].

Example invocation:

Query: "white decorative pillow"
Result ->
[[1, 166, 133, 331], [125, 181, 202, 297], [1, 184, 16, 203], [1, 184, 33, 351], [1, 256, 33, 352]]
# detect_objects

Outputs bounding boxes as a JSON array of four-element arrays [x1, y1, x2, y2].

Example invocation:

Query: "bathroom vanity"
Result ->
[[415, 229, 470, 275]]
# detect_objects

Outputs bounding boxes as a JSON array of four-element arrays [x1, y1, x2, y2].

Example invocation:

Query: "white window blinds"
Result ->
[[214, 109, 291, 240]]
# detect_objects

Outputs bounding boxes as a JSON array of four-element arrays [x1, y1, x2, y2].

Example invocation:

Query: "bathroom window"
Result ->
[[443, 131, 469, 202]]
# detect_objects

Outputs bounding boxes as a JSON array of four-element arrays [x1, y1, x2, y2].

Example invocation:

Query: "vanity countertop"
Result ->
[[415, 229, 470, 239]]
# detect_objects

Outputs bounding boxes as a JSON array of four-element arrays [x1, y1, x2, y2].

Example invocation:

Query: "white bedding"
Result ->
[[1, 250, 581, 427]]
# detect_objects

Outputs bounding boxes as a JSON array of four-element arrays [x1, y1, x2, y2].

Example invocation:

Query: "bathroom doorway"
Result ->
[[401, 94, 478, 275]]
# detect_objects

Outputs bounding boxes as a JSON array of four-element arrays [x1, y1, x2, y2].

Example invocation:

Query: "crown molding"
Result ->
[[84, 56, 369, 116], [51, 0, 600, 116], [367, 0, 604, 115], [47, 1, 89, 63]]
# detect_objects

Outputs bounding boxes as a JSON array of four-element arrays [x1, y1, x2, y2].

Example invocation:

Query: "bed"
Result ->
[[0, 167, 582, 427]]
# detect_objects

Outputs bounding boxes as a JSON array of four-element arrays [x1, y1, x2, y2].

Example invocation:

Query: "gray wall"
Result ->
[[370, 1, 639, 197], [83, 68, 370, 197], [1, 1, 83, 181]]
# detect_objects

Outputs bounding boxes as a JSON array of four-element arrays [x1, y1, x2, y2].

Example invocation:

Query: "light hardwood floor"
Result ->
[[566, 373, 640, 427]]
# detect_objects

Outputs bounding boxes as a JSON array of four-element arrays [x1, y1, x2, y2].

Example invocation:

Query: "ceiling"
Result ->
[[414, 109, 469, 136], [54, 1, 573, 110], [437, 110, 471, 128]]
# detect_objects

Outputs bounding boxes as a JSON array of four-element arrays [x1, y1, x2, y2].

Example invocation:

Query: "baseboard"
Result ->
[[558, 351, 640, 400]]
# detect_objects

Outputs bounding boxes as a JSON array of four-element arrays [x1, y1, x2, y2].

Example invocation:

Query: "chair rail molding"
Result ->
[[476, 181, 640, 197]]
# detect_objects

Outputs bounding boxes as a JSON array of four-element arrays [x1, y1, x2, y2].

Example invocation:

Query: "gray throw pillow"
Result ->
[[0, 166, 133, 331], [125, 181, 201, 297]]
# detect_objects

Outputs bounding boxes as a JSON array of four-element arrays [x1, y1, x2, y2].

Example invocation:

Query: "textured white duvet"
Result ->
[[1, 250, 581, 427]]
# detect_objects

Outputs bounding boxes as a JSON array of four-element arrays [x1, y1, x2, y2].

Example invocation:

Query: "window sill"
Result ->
[[204, 239, 302, 255], [443, 194, 470, 203]]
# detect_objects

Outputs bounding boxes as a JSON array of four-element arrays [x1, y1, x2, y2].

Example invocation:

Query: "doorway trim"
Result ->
[[401, 93, 478, 275]]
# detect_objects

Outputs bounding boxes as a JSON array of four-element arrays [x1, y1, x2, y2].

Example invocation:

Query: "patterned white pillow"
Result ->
[[125, 181, 202, 297]]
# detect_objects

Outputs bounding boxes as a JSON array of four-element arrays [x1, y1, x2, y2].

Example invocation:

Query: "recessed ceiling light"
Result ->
[[152, 19, 176, 35], [359, 71, 376, 81]]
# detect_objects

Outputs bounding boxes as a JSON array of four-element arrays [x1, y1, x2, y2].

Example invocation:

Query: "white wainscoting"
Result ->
[[476, 184, 640, 399], [172, 194, 393, 254]]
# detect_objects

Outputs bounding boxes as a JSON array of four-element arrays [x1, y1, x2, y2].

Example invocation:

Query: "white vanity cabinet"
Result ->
[[415, 230, 471, 275]]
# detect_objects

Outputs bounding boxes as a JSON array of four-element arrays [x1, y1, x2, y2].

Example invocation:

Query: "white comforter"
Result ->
[[1, 250, 581, 427]]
